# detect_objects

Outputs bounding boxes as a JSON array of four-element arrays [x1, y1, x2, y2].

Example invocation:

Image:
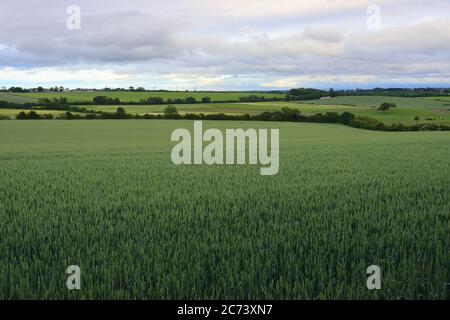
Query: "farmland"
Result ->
[[2, 92, 450, 125], [0, 120, 449, 299], [0, 108, 78, 118], [82, 99, 450, 125], [424, 96, 450, 102], [11, 91, 287, 103], [0, 92, 37, 104], [306, 96, 449, 109], [304, 96, 450, 125]]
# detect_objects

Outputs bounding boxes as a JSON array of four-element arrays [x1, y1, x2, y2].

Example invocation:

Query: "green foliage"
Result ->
[[145, 97, 165, 105], [341, 111, 356, 125], [163, 105, 180, 119], [93, 96, 121, 105], [378, 102, 397, 112], [15, 91, 287, 104], [15, 111, 54, 120], [288, 88, 328, 101]]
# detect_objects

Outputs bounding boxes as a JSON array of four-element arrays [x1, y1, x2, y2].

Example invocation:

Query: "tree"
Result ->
[[65, 112, 75, 120], [288, 88, 327, 100], [280, 107, 301, 120], [201, 96, 212, 103], [93, 96, 108, 104], [146, 97, 164, 104], [9, 87, 25, 93], [28, 111, 40, 119], [60, 97, 68, 105], [39, 98, 52, 105], [116, 107, 127, 118], [414, 116, 420, 125], [16, 111, 27, 119], [93, 96, 120, 105], [163, 105, 179, 118], [341, 112, 356, 124], [185, 97, 196, 104], [377, 102, 397, 112]]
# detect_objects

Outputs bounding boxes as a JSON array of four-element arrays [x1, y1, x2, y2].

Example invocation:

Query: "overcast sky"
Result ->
[[1, 0, 450, 90]]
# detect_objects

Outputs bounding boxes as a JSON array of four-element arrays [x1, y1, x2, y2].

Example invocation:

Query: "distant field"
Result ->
[[84, 102, 302, 115], [302, 96, 450, 125], [83, 100, 450, 125], [424, 96, 450, 102], [0, 108, 85, 118], [13, 91, 286, 103], [84, 102, 368, 116], [3, 93, 450, 125], [0, 108, 80, 118], [306, 96, 450, 110], [0, 92, 38, 104]]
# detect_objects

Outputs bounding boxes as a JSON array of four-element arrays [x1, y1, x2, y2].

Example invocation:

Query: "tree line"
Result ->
[[6, 106, 449, 132], [91, 95, 282, 105]]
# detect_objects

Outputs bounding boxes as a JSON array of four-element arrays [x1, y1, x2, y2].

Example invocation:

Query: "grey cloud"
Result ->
[[1, 0, 450, 88]]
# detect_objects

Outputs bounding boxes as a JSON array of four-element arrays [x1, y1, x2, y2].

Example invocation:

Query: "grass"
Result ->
[[0, 120, 449, 299], [83, 102, 303, 115], [0, 92, 38, 104], [0, 108, 83, 118], [306, 96, 450, 110], [83, 100, 450, 125], [4, 93, 450, 125], [13, 91, 286, 103], [424, 96, 450, 102]]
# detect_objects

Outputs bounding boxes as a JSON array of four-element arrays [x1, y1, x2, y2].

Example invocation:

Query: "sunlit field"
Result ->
[[12, 91, 286, 103]]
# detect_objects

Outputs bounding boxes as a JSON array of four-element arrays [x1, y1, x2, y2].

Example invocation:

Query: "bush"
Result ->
[[185, 97, 196, 104], [93, 96, 120, 105], [146, 97, 165, 105], [341, 112, 356, 125], [163, 105, 180, 119], [377, 102, 397, 112], [16, 111, 54, 120]]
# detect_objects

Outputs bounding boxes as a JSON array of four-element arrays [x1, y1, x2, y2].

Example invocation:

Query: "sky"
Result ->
[[1, 0, 450, 90]]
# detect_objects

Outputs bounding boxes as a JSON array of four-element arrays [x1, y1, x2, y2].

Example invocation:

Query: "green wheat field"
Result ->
[[0, 120, 448, 299]]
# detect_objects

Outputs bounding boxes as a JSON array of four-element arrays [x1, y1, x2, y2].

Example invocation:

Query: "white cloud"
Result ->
[[0, 0, 450, 89]]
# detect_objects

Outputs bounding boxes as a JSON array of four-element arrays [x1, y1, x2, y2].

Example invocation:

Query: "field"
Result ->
[[0, 120, 449, 299], [304, 96, 450, 125], [2, 93, 450, 125], [82, 99, 450, 125], [306, 96, 450, 109], [0, 108, 78, 118], [424, 96, 450, 102], [12, 91, 286, 103], [84, 102, 358, 115], [0, 92, 37, 104]]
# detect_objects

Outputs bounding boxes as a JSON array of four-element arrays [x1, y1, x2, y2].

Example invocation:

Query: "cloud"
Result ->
[[0, 0, 450, 89]]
